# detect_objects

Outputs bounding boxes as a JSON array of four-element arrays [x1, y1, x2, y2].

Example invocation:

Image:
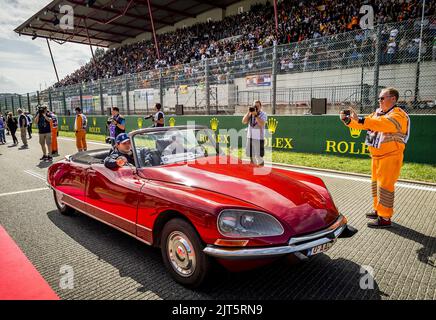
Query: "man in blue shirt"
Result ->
[[108, 107, 126, 146]]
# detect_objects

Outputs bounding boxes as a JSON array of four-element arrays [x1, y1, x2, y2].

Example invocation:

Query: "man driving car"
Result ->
[[104, 133, 135, 169]]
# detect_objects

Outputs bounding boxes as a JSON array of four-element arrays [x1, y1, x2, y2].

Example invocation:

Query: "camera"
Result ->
[[37, 106, 45, 115], [249, 107, 256, 112], [105, 136, 113, 144], [343, 110, 351, 116], [107, 117, 114, 125]]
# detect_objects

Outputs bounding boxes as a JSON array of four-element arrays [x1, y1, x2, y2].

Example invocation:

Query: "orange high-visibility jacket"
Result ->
[[347, 106, 410, 159], [74, 114, 87, 132]]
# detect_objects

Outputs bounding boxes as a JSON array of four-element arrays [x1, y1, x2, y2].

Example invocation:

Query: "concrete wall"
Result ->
[[62, 60, 435, 118], [234, 61, 436, 104], [96, 60, 435, 116]]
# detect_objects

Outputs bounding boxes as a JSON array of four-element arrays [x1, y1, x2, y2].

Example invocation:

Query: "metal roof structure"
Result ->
[[14, 0, 242, 47]]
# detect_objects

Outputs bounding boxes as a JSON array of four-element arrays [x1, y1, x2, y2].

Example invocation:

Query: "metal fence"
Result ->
[[0, 17, 435, 117]]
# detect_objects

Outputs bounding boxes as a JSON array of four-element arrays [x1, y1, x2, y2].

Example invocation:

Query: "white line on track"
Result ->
[[276, 166, 436, 192], [23, 170, 46, 182], [57, 137, 108, 146], [0, 187, 49, 198]]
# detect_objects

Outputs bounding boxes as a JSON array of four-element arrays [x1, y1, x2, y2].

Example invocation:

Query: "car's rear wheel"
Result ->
[[53, 190, 75, 215], [161, 218, 212, 288]]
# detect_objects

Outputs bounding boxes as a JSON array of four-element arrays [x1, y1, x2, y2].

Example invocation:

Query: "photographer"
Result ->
[[340, 87, 410, 228], [144, 103, 164, 127], [107, 107, 126, 146], [34, 105, 53, 161], [104, 133, 135, 169], [242, 100, 267, 166]]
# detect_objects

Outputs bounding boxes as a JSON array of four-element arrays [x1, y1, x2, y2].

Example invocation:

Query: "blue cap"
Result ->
[[115, 133, 130, 144]]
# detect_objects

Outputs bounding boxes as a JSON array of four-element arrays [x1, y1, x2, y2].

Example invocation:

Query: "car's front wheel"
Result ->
[[161, 218, 212, 288], [53, 190, 75, 215]]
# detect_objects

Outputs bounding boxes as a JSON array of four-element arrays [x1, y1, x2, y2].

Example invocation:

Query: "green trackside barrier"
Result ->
[[56, 115, 436, 165]]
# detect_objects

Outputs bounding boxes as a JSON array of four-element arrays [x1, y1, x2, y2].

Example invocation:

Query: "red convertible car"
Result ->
[[47, 125, 357, 287]]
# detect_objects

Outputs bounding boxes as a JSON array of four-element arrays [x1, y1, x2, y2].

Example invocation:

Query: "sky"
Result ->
[[0, 0, 93, 94]]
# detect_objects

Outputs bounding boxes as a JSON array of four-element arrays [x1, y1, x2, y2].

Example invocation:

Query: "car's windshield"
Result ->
[[132, 128, 221, 167]]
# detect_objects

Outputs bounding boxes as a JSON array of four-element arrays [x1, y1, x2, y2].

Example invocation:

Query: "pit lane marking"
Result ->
[[23, 170, 46, 182], [0, 188, 49, 198]]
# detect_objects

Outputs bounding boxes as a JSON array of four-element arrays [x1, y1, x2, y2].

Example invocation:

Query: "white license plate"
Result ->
[[307, 241, 335, 256]]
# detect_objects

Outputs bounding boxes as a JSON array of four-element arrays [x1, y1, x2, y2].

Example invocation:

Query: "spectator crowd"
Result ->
[[54, 0, 435, 88]]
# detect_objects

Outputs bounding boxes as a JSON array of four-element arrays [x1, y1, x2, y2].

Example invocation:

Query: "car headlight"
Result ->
[[218, 209, 284, 238]]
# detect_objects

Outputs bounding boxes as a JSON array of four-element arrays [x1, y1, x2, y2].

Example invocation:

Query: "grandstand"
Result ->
[[2, 0, 435, 116]]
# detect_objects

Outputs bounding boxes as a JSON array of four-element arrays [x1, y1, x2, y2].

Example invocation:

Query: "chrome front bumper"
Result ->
[[203, 215, 356, 260]]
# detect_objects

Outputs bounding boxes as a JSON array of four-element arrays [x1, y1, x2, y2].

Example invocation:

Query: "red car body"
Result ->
[[47, 126, 356, 287]]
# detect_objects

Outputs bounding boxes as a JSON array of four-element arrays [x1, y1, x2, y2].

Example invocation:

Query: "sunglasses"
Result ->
[[378, 96, 393, 101]]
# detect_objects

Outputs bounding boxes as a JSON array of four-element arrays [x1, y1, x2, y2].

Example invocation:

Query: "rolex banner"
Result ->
[[56, 115, 436, 165]]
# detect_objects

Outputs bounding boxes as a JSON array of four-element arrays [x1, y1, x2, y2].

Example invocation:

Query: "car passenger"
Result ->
[[104, 133, 135, 169], [162, 133, 186, 156]]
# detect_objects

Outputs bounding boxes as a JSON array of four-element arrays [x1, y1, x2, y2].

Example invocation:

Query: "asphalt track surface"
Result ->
[[0, 134, 435, 300]]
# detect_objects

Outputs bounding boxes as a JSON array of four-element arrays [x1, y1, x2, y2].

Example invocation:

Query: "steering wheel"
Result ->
[[189, 145, 207, 157]]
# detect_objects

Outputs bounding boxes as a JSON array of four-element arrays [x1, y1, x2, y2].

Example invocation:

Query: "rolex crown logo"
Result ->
[[137, 117, 143, 128], [210, 117, 219, 131], [267, 118, 278, 134], [349, 127, 362, 138], [169, 117, 176, 127], [92, 117, 97, 127]]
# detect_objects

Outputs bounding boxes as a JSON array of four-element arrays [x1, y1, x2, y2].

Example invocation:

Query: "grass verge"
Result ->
[[58, 131, 106, 143]]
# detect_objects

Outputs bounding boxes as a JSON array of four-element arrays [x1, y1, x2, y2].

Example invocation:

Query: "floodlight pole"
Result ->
[[84, 19, 96, 62], [147, 0, 160, 60], [46, 38, 60, 83], [273, 0, 279, 38]]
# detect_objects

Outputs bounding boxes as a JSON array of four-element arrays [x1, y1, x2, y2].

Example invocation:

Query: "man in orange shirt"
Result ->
[[340, 87, 410, 228], [74, 107, 87, 152]]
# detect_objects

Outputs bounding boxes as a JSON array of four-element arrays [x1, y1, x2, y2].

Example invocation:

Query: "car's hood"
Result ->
[[140, 157, 339, 235]]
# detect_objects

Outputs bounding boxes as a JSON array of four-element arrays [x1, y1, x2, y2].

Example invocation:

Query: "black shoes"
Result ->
[[366, 210, 378, 219], [40, 155, 52, 161], [366, 210, 392, 228], [367, 217, 392, 228]]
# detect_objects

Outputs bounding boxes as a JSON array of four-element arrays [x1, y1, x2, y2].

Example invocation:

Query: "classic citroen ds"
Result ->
[[47, 125, 357, 287]]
